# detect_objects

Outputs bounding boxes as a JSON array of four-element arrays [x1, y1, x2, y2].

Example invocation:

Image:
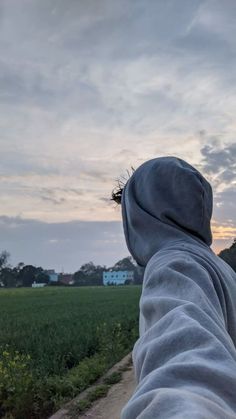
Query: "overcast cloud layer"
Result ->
[[0, 0, 235, 270]]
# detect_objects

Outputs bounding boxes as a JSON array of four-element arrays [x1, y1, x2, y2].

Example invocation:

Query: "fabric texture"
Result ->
[[120, 157, 236, 419]]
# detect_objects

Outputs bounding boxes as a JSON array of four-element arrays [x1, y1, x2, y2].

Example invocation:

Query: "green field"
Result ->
[[0, 286, 141, 418]]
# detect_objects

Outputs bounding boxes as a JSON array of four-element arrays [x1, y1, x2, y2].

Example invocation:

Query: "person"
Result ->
[[111, 156, 236, 419]]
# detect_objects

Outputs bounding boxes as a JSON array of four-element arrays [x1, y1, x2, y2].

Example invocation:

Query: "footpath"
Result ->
[[50, 353, 136, 419]]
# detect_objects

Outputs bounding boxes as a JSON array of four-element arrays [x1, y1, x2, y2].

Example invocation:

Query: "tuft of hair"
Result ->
[[111, 166, 135, 205]]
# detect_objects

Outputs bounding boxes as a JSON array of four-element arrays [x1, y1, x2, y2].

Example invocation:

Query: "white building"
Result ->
[[32, 281, 47, 288], [45, 269, 58, 282], [103, 270, 134, 286]]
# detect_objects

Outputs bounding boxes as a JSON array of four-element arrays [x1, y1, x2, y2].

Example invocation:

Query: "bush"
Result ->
[[0, 345, 33, 418]]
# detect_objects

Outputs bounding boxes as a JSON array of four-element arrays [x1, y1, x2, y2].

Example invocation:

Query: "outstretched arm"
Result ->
[[121, 253, 236, 419]]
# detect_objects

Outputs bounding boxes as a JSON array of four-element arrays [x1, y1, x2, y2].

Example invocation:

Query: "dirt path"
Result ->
[[78, 366, 135, 419], [50, 353, 136, 419]]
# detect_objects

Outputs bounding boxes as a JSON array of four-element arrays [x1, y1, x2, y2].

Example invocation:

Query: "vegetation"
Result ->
[[0, 252, 49, 288], [69, 384, 110, 417], [73, 262, 106, 286], [1, 237, 234, 418], [103, 370, 122, 385], [0, 251, 144, 288], [73, 256, 144, 286], [0, 286, 141, 418], [218, 238, 236, 271], [69, 370, 125, 417]]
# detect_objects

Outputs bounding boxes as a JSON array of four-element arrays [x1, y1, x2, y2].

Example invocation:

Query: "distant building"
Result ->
[[103, 270, 134, 286], [45, 269, 58, 282], [32, 281, 47, 288], [58, 274, 74, 285]]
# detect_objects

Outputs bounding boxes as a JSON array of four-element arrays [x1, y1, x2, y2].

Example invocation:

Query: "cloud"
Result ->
[[40, 196, 66, 205], [200, 143, 236, 176], [0, 211, 232, 272], [38, 187, 85, 205], [0, 150, 59, 176], [0, 216, 128, 272], [0, 0, 236, 267], [213, 186, 236, 228], [198, 142, 236, 236], [0, 0, 234, 158], [198, 142, 236, 199]]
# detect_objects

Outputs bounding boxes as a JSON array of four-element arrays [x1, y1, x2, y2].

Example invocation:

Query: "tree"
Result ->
[[218, 238, 236, 272], [18, 265, 37, 287], [0, 250, 10, 270], [35, 268, 49, 284], [17, 265, 49, 287], [0, 267, 16, 288], [109, 256, 144, 284], [73, 262, 105, 286], [14, 262, 25, 274], [0, 251, 16, 287], [0, 251, 50, 288], [112, 256, 135, 271]]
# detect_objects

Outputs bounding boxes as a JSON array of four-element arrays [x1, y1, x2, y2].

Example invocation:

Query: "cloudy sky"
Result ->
[[0, 0, 235, 272]]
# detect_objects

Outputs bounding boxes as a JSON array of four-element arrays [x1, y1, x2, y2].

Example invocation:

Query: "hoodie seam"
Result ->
[[196, 173, 205, 228], [121, 182, 135, 262]]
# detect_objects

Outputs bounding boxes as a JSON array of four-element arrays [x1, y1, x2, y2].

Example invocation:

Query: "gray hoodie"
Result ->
[[120, 157, 236, 419]]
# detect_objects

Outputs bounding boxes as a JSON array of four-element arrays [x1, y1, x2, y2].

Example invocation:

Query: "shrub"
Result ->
[[0, 345, 33, 418]]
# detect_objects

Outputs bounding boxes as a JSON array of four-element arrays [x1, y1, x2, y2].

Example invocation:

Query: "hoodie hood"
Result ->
[[121, 156, 213, 267]]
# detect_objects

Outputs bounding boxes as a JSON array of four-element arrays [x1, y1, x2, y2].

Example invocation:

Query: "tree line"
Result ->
[[73, 257, 144, 286], [218, 238, 236, 272], [0, 252, 144, 288], [0, 238, 235, 288], [0, 251, 50, 288]]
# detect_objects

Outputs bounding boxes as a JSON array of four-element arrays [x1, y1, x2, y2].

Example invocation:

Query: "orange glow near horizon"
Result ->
[[212, 225, 236, 240], [211, 220, 236, 254]]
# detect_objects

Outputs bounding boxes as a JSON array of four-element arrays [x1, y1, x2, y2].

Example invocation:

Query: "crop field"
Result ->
[[0, 285, 141, 418]]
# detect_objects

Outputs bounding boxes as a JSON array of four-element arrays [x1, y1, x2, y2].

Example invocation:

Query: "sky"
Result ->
[[0, 0, 235, 272]]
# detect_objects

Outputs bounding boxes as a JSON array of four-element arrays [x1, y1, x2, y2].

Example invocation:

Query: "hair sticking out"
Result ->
[[110, 166, 136, 205]]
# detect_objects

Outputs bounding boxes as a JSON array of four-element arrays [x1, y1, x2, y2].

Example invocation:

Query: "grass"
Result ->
[[69, 355, 130, 417], [0, 286, 141, 418], [70, 384, 110, 417], [103, 371, 122, 385]]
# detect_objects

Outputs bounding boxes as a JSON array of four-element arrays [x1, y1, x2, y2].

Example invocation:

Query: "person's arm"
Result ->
[[121, 253, 236, 419]]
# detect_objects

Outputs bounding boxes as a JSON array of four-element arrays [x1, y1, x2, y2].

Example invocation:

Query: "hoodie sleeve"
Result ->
[[120, 253, 236, 419]]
